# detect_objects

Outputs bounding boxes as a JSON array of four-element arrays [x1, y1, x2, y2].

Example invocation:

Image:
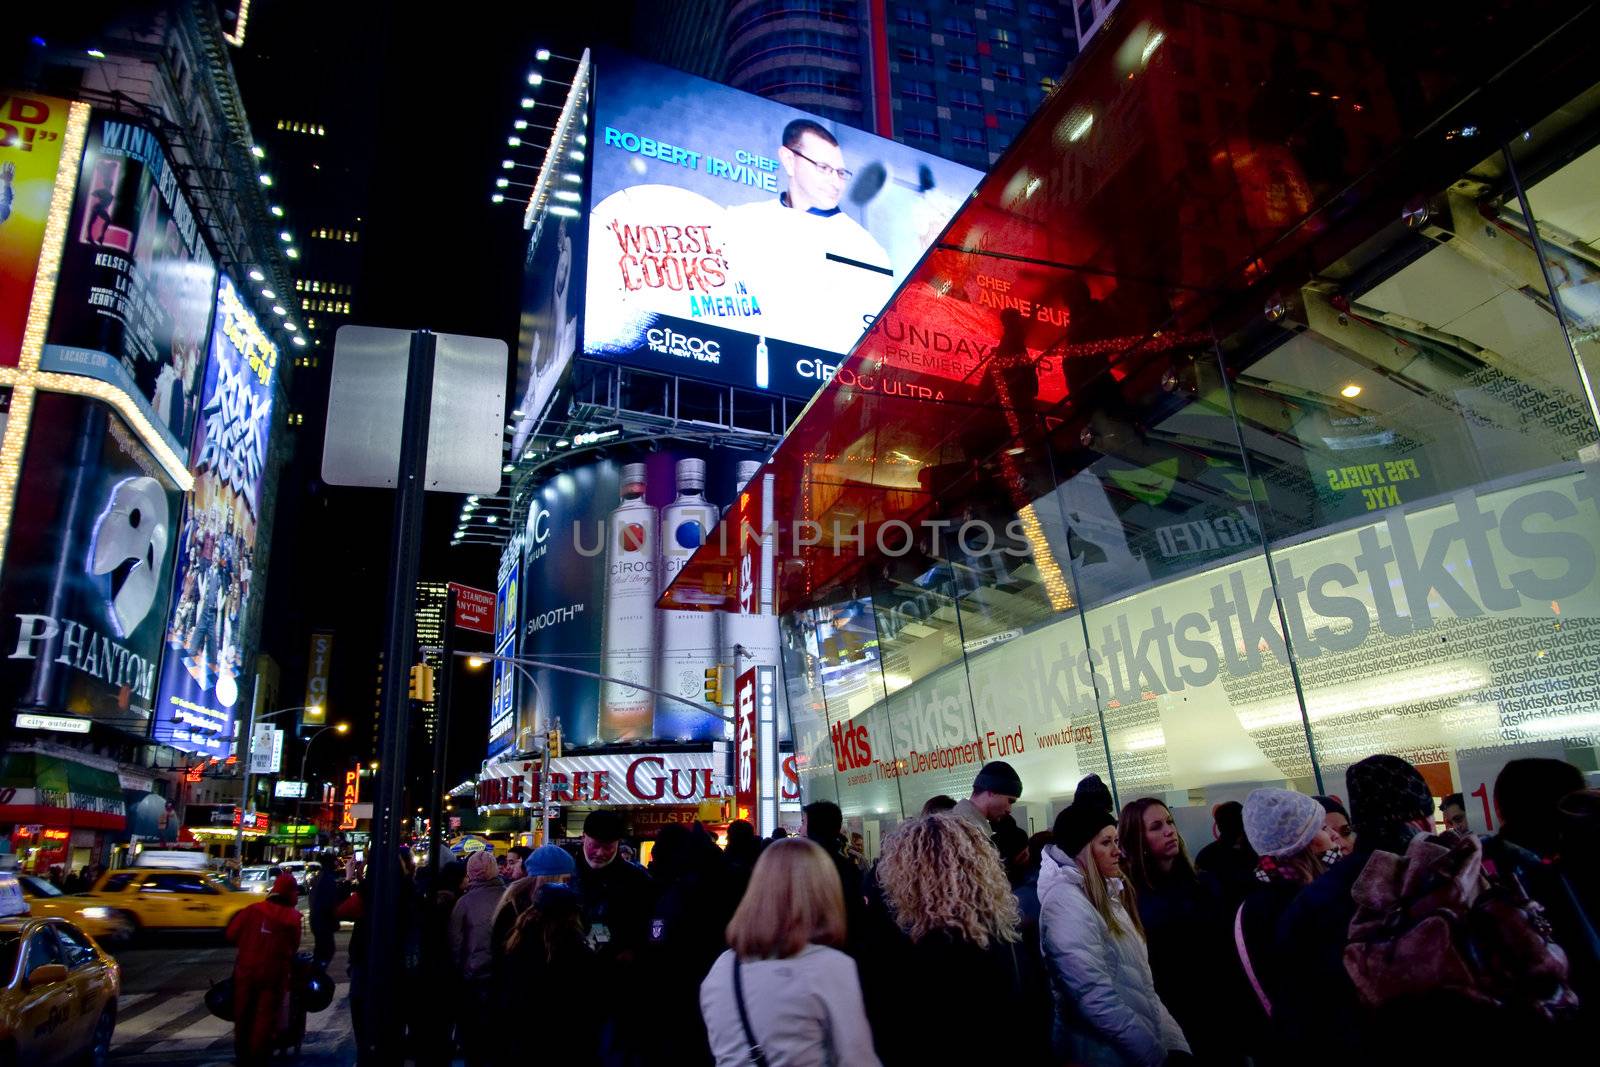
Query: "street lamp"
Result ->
[[233, 702, 325, 866], [293, 722, 350, 845]]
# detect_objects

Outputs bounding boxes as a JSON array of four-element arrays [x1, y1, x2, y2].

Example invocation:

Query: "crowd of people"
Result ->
[[277, 752, 1597, 1066]]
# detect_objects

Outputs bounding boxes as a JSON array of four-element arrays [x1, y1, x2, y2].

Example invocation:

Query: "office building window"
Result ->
[[892, 4, 931, 28], [990, 26, 1017, 47], [897, 44, 934, 66], [902, 79, 936, 104], [948, 55, 980, 76], [952, 123, 986, 149], [993, 61, 1024, 83], [949, 87, 983, 111], [902, 116, 939, 142], [994, 97, 1031, 121], [944, 16, 977, 40]]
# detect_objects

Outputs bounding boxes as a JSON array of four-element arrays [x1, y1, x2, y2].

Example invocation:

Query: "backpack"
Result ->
[[1343, 830, 1579, 1021]]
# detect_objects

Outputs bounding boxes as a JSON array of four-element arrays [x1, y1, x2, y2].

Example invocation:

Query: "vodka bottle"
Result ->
[[654, 458, 721, 738], [721, 461, 784, 741], [598, 463, 657, 740]]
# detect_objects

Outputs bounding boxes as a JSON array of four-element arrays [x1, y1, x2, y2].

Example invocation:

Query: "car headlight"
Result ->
[[81, 907, 112, 919]]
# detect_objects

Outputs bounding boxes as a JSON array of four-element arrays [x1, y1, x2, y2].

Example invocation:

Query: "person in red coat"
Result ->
[[227, 872, 303, 1064]]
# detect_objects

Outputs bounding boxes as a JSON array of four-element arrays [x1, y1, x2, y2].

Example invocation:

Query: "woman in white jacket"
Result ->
[[1039, 802, 1191, 1067], [700, 837, 881, 1067]]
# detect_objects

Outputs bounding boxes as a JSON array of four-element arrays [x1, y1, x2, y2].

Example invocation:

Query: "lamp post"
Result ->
[[294, 722, 349, 849], [233, 702, 323, 870]]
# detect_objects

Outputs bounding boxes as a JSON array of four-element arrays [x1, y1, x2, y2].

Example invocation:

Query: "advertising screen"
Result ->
[[487, 551, 519, 758], [508, 60, 589, 456], [1, 90, 74, 367], [584, 51, 982, 398], [152, 275, 279, 755], [514, 446, 781, 750], [42, 112, 217, 455], [0, 392, 182, 727]]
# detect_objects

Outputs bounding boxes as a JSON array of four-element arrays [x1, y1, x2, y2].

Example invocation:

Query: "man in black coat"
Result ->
[[1274, 755, 1435, 1060], [801, 800, 865, 945], [572, 810, 654, 959]]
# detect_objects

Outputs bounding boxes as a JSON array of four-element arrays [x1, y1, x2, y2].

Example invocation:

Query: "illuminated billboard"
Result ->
[[508, 55, 590, 456], [1, 90, 75, 367], [152, 275, 279, 755], [42, 112, 218, 456], [513, 446, 780, 751], [0, 393, 182, 726], [583, 51, 982, 398]]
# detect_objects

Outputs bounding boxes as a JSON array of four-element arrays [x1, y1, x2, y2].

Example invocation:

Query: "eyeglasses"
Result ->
[[789, 147, 853, 183]]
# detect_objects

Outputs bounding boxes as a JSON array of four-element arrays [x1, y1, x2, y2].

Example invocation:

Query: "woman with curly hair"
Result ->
[[861, 812, 1037, 1065], [1041, 802, 1189, 1067]]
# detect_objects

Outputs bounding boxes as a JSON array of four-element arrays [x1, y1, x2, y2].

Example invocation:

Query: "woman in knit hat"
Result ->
[[1231, 788, 1337, 1053], [1039, 802, 1189, 1067]]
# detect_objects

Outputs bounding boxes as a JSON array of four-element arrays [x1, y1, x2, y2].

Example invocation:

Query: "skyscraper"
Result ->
[[414, 582, 449, 742], [637, 0, 1080, 169]]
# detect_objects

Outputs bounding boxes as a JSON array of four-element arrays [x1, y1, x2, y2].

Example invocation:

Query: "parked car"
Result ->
[[0, 876, 120, 1067]]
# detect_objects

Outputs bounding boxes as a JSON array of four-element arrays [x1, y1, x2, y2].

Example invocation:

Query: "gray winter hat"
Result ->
[[1243, 788, 1325, 859]]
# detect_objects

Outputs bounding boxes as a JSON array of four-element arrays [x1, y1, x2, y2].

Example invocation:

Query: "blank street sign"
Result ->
[[323, 325, 507, 494]]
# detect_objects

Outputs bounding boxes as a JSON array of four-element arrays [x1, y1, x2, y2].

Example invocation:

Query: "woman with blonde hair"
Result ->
[[863, 812, 1038, 1065], [700, 837, 880, 1067], [1041, 802, 1189, 1066]]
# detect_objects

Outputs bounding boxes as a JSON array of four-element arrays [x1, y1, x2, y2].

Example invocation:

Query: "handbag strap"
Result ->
[[732, 955, 771, 1067], [1234, 902, 1273, 1018]]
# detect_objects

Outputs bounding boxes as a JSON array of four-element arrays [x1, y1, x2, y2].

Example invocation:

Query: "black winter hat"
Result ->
[[582, 809, 625, 842], [1074, 774, 1114, 814], [973, 760, 1023, 799], [1053, 802, 1116, 859], [1346, 754, 1433, 835]]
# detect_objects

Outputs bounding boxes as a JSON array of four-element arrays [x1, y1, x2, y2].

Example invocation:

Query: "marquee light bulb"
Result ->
[[248, 269, 265, 282]]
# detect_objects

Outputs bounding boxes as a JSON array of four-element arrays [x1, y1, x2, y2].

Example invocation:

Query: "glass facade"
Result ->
[[662, 0, 1600, 852]]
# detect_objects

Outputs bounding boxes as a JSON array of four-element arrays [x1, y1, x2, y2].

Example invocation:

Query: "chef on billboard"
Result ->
[[727, 120, 894, 353]]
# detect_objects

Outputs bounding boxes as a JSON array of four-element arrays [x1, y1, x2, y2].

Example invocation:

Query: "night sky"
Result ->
[[244, 4, 632, 801]]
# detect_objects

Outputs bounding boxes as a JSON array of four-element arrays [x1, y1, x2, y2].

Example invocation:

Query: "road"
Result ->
[[105, 925, 355, 1066]]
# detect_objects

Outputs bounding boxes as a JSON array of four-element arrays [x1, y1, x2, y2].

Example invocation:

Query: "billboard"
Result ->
[[508, 60, 590, 455], [515, 445, 781, 751], [304, 631, 332, 725], [487, 552, 519, 757], [42, 112, 218, 455], [0, 392, 183, 726], [152, 275, 279, 755], [583, 51, 982, 398], [1, 91, 74, 367]]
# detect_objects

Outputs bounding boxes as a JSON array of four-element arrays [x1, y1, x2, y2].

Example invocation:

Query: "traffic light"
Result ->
[[408, 663, 435, 702], [704, 665, 725, 706], [549, 725, 562, 759]]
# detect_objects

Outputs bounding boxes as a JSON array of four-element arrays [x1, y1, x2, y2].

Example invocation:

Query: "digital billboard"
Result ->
[[42, 112, 218, 455], [487, 552, 519, 758], [515, 446, 780, 750], [152, 275, 279, 755], [583, 51, 982, 398], [0, 392, 183, 726], [1, 91, 75, 367], [508, 57, 589, 456]]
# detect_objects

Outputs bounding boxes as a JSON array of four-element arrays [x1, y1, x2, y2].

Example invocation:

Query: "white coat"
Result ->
[[1038, 844, 1190, 1067]]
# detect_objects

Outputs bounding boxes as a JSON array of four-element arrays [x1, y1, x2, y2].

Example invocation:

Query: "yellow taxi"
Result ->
[[72, 868, 254, 934], [12, 876, 133, 944], [0, 905, 120, 1066]]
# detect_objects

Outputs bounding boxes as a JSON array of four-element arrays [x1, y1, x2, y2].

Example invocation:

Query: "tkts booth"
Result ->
[[0, 749, 126, 874]]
